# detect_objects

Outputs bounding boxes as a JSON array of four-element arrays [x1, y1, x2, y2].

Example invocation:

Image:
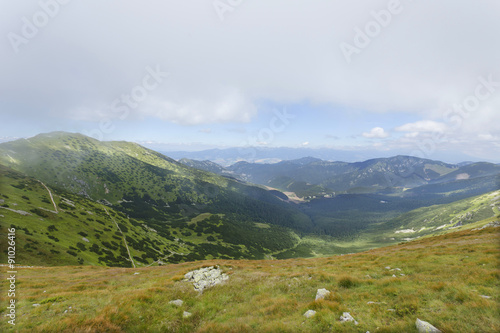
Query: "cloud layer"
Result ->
[[0, 0, 498, 160]]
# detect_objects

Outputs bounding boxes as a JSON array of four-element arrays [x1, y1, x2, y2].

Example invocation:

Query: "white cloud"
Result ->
[[1, 0, 499, 126], [395, 121, 449, 133], [362, 127, 389, 139], [142, 87, 257, 126]]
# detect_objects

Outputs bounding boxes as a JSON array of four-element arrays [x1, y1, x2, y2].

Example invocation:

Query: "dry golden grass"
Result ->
[[0, 227, 498, 332]]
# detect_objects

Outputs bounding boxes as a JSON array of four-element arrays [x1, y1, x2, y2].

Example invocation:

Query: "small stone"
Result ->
[[33, 304, 40, 307], [385, 266, 391, 269], [134, 272, 140, 275], [64, 310, 68, 314], [392, 274, 397, 277], [480, 295, 492, 299], [183, 311, 192, 318], [416, 318, 442, 333], [303, 310, 316, 318], [169, 299, 184, 307], [340, 312, 358, 325], [82, 237, 90, 242], [315, 288, 331, 301]]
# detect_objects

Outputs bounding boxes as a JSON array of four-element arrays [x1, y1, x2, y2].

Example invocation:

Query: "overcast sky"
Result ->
[[1, 0, 499, 162]]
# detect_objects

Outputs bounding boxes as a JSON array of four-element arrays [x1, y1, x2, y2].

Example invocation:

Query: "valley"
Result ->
[[0, 132, 499, 267]]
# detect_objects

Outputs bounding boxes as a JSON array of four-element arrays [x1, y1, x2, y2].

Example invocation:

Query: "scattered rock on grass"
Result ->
[[183, 311, 192, 318], [303, 310, 316, 318], [169, 299, 183, 307], [416, 318, 441, 333], [315, 288, 331, 300], [340, 312, 358, 325], [184, 266, 229, 292], [473, 221, 500, 230]]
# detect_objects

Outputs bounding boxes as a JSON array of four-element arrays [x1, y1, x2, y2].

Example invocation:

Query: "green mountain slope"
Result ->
[[373, 190, 500, 240], [0, 164, 301, 266], [0, 132, 312, 233]]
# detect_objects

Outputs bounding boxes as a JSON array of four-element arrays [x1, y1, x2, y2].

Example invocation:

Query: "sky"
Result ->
[[1, 0, 499, 163]]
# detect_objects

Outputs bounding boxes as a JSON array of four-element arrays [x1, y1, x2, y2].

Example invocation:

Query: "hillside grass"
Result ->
[[0, 164, 300, 267], [1, 227, 498, 332]]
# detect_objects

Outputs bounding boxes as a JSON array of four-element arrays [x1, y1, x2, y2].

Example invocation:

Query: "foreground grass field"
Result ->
[[1, 226, 499, 332]]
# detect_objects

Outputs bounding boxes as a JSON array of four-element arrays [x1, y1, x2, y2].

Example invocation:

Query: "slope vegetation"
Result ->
[[1, 226, 498, 332], [0, 164, 300, 266]]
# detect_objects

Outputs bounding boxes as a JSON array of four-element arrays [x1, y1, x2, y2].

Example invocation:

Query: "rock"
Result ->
[[416, 318, 442, 333], [340, 312, 358, 325], [385, 266, 391, 269], [183, 266, 229, 292], [82, 237, 90, 242], [183, 311, 192, 318], [392, 274, 397, 277], [33, 304, 40, 307], [473, 221, 500, 231], [134, 272, 140, 275], [169, 299, 183, 307], [480, 295, 492, 299], [303, 310, 316, 318], [315, 288, 331, 301]]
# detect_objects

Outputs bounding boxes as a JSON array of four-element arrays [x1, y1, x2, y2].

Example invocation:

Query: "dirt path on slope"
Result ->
[[103, 207, 136, 268], [38, 181, 58, 213]]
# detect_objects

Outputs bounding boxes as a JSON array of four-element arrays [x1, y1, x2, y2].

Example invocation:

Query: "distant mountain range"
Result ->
[[161, 146, 488, 166], [179, 156, 500, 197]]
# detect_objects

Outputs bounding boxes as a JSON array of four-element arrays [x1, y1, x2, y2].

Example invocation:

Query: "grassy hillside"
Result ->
[[0, 226, 498, 332], [0, 164, 300, 266], [273, 190, 500, 259]]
